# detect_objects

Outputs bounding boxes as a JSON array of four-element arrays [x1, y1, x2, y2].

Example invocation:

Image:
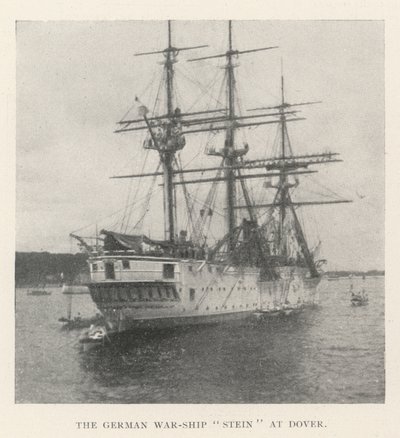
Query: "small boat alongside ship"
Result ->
[[61, 284, 90, 295], [253, 304, 304, 319], [58, 283, 102, 329], [58, 314, 104, 330]]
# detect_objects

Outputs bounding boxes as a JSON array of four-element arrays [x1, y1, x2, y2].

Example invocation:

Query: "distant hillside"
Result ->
[[15, 252, 89, 287], [326, 270, 385, 277]]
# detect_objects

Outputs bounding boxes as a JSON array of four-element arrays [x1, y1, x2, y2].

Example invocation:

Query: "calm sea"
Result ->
[[15, 277, 384, 403]]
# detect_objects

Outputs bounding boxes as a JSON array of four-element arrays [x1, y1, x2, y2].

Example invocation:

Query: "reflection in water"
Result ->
[[78, 312, 318, 403]]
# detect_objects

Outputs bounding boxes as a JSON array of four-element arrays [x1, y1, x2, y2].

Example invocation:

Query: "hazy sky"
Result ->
[[16, 20, 384, 270]]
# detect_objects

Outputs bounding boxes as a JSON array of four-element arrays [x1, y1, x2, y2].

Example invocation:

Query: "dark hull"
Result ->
[[87, 272, 320, 335], [109, 309, 254, 331]]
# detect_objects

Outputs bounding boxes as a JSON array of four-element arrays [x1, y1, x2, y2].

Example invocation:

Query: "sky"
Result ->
[[16, 20, 384, 271]]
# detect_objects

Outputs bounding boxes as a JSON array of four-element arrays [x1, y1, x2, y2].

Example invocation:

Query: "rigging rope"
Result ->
[[174, 67, 223, 113], [127, 162, 161, 233], [186, 192, 225, 218], [120, 67, 166, 233], [119, 70, 158, 122], [120, 148, 150, 233], [178, 64, 225, 109], [70, 175, 166, 237], [174, 155, 196, 239], [192, 162, 224, 244]]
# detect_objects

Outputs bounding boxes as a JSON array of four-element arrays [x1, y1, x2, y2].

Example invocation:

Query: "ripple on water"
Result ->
[[15, 279, 384, 403]]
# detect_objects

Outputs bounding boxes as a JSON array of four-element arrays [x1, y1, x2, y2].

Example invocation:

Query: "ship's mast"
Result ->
[[117, 21, 282, 249], [247, 71, 338, 277], [225, 20, 237, 251], [118, 21, 210, 243], [276, 74, 319, 275], [162, 20, 176, 242], [166, 21, 174, 116], [278, 72, 287, 255]]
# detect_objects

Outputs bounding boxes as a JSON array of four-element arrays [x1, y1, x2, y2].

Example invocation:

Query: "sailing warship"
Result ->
[[73, 21, 350, 337]]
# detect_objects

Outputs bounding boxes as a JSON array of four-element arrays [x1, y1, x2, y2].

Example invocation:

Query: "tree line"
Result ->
[[15, 252, 89, 286]]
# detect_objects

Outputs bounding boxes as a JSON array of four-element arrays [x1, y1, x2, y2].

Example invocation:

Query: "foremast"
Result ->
[[162, 21, 176, 243], [116, 21, 208, 244]]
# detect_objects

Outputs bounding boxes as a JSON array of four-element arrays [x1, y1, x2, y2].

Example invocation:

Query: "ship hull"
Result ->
[[86, 256, 320, 335], [100, 310, 253, 331]]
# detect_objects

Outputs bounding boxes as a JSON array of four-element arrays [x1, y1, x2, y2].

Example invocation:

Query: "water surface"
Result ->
[[15, 277, 384, 403]]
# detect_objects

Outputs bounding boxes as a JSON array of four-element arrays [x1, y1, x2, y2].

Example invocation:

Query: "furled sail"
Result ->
[[101, 230, 167, 252]]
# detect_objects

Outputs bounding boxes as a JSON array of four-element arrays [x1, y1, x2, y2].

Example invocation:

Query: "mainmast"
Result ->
[[225, 20, 238, 251], [186, 21, 278, 252]]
